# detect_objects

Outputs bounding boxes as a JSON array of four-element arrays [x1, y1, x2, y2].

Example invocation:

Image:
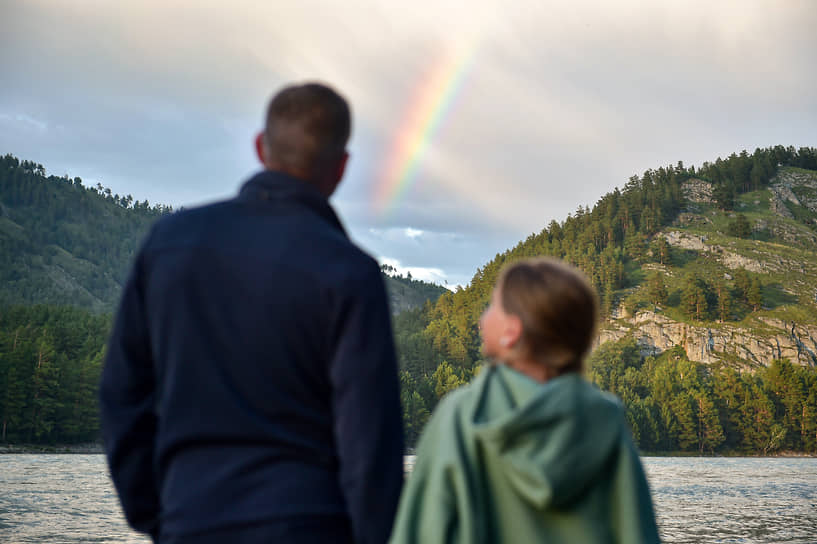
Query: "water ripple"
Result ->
[[1, 455, 815, 543]]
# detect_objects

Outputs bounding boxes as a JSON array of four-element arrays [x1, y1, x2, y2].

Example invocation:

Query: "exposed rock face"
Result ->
[[769, 188, 795, 219], [769, 220, 817, 246], [663, 230, 707, 251], [598, 311, 817, 368], [769, 169, 817, 218], [682, 178, 714, 203], [661, 230, 768, 272], [719, 252, 768, 273]]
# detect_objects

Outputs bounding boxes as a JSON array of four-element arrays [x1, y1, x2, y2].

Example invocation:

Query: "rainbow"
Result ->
[[375, 46, 476, 216]]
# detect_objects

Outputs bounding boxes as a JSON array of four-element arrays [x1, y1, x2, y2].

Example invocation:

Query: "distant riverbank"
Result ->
[[0, 443, 104, 454], [640, 450, 817, 458], [2, 443, 814, 457]]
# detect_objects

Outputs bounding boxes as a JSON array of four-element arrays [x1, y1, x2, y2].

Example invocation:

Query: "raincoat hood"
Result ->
[[472, 365, 625, 509]]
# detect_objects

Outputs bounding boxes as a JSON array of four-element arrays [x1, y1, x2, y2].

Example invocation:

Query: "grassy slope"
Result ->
[[614, 167, 817, 337]]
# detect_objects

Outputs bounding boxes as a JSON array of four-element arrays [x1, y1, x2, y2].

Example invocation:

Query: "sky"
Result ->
[[1, 0, 815, 288]]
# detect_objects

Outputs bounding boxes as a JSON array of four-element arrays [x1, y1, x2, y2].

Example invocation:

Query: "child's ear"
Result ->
[[501, 315, 523, 349]]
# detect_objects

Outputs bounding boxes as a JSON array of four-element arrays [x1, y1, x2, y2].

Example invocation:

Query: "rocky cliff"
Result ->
[[598, 167, 817, 369], [599, 312, 817, 369]]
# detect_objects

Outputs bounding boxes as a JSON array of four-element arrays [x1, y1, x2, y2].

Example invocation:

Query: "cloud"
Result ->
[[379, 257, 452, 288], [1, 0, 814, 286], [0, 113, 49, 132], [404, 227, 424, 239], [356, 224, 518, 289]]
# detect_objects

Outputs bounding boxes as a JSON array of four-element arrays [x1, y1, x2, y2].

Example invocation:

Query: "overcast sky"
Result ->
[[1, 1, 815, 287]]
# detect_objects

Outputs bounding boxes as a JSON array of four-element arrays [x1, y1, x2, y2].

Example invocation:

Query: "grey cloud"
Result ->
[[1, 0, 815, 287]]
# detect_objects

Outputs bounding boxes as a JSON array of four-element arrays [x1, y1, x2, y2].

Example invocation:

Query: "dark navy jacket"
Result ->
[[100, 170, 405, 543]]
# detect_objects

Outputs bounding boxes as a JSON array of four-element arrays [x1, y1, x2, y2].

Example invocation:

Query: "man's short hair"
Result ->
[[264, 83, 351, 179]]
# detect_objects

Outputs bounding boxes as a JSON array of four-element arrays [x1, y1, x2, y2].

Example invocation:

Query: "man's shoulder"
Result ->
[[151, 199, 236, 233], [147, 200, 235, 247], [141, 194, 380, 286], [322, 247, 382, 292]]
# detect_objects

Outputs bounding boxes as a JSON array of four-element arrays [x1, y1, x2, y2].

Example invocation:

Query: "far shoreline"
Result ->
[[0, 443, 105, 454], [639, 450, 817, 458], [2, 444, 815, 458]]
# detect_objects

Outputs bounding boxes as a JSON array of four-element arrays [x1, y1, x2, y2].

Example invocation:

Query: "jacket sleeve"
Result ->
[[99, 248, 160, 539], [388, 398, 459, 544], [330, 261, 405, 544]]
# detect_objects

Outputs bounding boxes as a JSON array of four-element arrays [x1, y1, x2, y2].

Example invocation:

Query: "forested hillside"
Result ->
[[0, 154, 170, 312], [395, 146, 817, 451], [0, 154, 445, 445], [381, 264, 448, 315]]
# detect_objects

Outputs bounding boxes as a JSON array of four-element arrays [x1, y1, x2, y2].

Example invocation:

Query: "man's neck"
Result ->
[[263, 164, 334, 198]]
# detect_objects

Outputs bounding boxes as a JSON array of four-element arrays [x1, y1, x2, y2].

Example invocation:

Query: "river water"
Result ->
[[1, 455, 815, 543]]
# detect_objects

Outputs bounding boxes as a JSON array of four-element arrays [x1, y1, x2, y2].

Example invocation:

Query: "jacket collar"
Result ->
[[237, 170, 347, 237]]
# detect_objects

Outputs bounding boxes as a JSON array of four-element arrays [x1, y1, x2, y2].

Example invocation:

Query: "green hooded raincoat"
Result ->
[[390, 365, 660, 543]]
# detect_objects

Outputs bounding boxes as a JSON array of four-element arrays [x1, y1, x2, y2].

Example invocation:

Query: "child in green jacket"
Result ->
[[390, 257, 661, 543]]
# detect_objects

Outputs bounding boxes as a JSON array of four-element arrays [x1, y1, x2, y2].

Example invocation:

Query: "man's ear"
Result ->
[[255, 132, 267, 167], [335, 151, 349, 183], [324, 151, 349, 197]]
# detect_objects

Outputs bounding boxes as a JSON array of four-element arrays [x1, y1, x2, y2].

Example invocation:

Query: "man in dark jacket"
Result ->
[[100, 83, 405, 544]]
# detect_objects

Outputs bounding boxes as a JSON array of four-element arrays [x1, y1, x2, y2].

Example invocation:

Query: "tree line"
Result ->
[[589, 338, 817, 454], [1, 301, 814, 453]]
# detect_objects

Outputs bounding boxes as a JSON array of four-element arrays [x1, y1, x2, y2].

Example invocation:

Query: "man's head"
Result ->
[[256, 82, 351, 197]]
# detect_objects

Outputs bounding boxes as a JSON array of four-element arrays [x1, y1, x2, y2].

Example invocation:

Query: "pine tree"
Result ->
[[713, 182, 736, 210], [695, 390, 725, 453], [601, 279, 615, 317], [682, 274, 709, 321], [711, 364, 747, 450], [652, 237, 671, 265], [715, 279, 732, 322], [31, 331, 59, 442], [624, 232, 648, 261], [2, 329, 36, 442], [733, 268, 751, 298], [747, 277, 763, 311], [740, 381, 784, 454], [762, 359, 810, 451], [400, 371, 431, 448], [727, 214, 752, 238], [646, 272, 668, 307], [804, 380, 817, 453], [432, 361, 465, 399], [673, 392, 697, 451]]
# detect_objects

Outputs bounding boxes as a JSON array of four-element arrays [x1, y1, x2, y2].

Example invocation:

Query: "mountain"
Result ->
[[381, 265, 448, 315], [0, 154, 446, 314], [393, 146, 817, 452], [0, 155, 168, 313]]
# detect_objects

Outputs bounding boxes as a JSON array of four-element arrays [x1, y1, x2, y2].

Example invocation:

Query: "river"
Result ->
[[1, 455, 815, 543]]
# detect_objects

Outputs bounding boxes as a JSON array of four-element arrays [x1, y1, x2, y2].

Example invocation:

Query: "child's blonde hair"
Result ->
[[497, 257, 599, 375]]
